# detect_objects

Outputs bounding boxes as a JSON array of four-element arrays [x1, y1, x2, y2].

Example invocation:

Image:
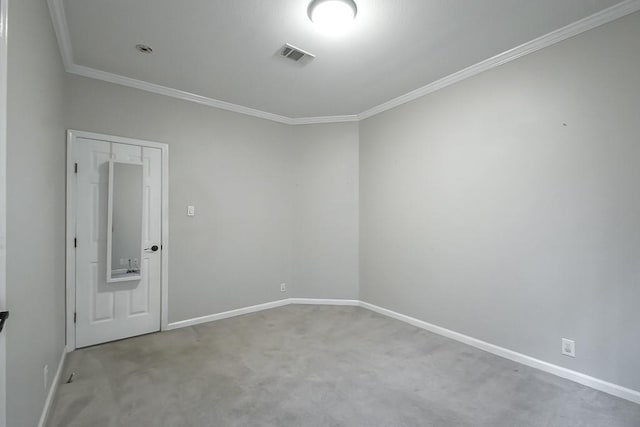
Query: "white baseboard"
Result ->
[[358, 301, 640, 405], [288, 298, 360, 306], [166, 298, 360, 330], [166, 299, 291, 330], [38, 345, 69, 427]]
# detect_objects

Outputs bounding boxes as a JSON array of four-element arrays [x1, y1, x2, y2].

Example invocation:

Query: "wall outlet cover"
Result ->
[[187, 205, 195, 216], [280, 283, 286, 292], [44, 364, 49, 390]]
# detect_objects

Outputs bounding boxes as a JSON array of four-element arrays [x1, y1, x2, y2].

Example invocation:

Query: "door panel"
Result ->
[[0, 2, 6, 422], [140, 146, 162, 317], [74, 138, 162, 347]]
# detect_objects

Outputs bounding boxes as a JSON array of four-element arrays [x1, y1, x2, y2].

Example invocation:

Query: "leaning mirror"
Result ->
[[107, 160, 143, 283]]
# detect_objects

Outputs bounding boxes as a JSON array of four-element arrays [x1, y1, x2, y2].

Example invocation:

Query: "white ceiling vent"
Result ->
[[279, 44, 315, 63]]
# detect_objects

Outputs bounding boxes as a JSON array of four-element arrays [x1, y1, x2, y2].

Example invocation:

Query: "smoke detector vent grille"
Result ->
[[279, 44, 315, 62]]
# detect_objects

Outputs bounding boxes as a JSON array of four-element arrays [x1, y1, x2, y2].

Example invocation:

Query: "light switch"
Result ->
[[187, 205, 195, 217]]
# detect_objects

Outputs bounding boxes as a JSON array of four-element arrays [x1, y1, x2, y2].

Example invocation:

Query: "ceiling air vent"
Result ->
[[279, 44, 315, 63]]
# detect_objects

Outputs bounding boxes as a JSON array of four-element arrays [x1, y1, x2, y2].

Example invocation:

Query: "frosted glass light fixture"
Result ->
[[308, 0, 358, 34]]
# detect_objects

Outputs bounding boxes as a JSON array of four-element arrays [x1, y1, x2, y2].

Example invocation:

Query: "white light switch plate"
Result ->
[[562, 338, 576, 357], [187, 205, 195, 217]]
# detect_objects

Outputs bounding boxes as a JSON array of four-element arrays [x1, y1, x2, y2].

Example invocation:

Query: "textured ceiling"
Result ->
[[61, 0, 625, 119]]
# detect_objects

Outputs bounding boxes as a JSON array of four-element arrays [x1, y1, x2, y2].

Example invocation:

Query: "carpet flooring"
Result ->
[[48, 305, 640, 426]]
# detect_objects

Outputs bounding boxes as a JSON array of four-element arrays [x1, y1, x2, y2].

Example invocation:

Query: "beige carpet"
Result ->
[[48, 305, 640, 426]]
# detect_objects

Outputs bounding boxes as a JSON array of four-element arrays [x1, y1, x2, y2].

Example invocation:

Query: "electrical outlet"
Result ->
[[280, 283, 286, 292], [187, 205, 195, 217], [43, 365, 49, 390], [562, 338, 576, 357]]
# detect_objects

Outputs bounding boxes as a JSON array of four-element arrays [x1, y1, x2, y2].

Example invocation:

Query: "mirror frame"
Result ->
[[106, 159, 144, 283]]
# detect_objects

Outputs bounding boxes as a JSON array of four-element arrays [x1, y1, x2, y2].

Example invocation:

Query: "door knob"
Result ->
[[0, 311, 9, 333], [144, 245, 159, 253]]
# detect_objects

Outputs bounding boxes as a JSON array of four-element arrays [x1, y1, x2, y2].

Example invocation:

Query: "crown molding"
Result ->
[[67, 62, 360, 125], [47, 0, 73, 69], [291, 115, 360, 125], [358, 0, 640, 120], [49, 0, 640, 125], [67, 64, 298, 124]]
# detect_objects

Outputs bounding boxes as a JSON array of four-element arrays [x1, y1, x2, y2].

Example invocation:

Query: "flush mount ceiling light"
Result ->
[[308, 0, 357, 34]]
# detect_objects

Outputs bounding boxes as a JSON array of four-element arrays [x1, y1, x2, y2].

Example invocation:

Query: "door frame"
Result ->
[[66, 129, 169, 351], [0, 0, 9, 425]]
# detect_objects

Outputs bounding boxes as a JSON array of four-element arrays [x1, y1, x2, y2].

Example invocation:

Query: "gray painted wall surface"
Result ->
[[359, 12, 640, 391], [6, 0, 68, 425], [66, 75, 360, 322], [292, 123, 359, 300]]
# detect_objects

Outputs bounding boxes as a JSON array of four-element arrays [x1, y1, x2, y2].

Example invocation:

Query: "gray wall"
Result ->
[[360, 11, 640, 391], [66, 75, 360, 322], [6, 0, 68, 425], [292, 123, 359, 300]]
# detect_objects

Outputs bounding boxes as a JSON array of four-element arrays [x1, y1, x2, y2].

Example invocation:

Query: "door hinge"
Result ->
[[74, 312, 77, 323], [74, 237, 77, 248], [74, 163, 78, 174], [0, 311, 9, 333]]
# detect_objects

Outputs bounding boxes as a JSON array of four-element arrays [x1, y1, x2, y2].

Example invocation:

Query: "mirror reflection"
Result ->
[[108, 161, 143, 282]]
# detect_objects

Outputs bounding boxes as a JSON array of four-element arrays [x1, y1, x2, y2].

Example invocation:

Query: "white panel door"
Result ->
[[73, 138, 162, 348]]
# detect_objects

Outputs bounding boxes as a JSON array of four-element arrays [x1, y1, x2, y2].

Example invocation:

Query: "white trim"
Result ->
[[0, 0, 7, 425], [64, 136, 76, 352], [46, 0, 73, 69], [288, 298, 360, 306], [358, 301, 640, 405], [66, 130, 170, 350], [67, 64, 297, 125], [290, 115, 360, 125], [48, 0, 640, 125], [159, 135, 170, 331], [66, 64, 360, 126], [358, 0, 640, 120], [166, 298, 360, 330], [37, 345, 68, 427], [166, 299, 291, 330], [69, 129, 171, 151]]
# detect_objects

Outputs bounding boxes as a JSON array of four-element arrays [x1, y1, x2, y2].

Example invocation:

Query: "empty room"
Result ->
[[1, 0, 640, 426]]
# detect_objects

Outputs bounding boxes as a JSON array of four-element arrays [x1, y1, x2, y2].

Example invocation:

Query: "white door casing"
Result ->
[[67, 131, 169, 349], [0, 0, 8, 427], [0, 0, 7, 424]]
